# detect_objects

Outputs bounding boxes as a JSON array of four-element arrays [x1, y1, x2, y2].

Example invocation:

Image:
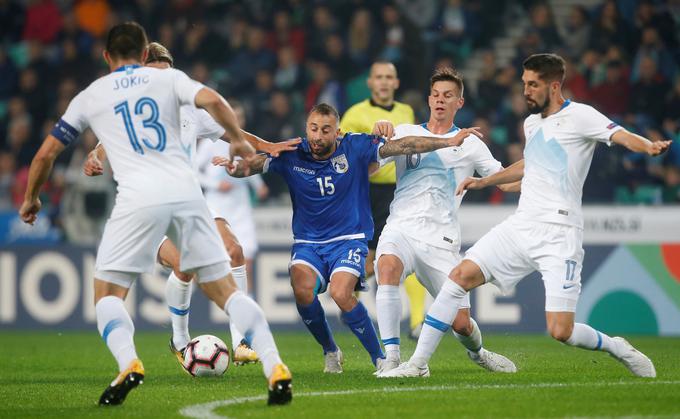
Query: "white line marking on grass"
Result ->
[[180, 380, 680, 419]]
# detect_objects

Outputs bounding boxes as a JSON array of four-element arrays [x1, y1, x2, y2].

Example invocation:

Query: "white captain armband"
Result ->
[[50, 118, 80, 146]]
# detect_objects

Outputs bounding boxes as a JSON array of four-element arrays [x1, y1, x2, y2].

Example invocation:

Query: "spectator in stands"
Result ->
[[631, 26, 676, 82], [228, 25, 276, 94], [589, 0, 631, 53], [0, 48, 18, 100], [274, 46, 305, 92], [22, 0, 62, 43], [347, 9, 380, 69], [631, 55, 671, 125], [0, 150, 15, 210], [590, 60, 630, 118], [307, 4, 338, 60], [527, 2, 562, 50], [304, 60, 344, 112], [562, 6, 591, 58], [322, 33, 354, 82], [266, 9, 305, 62]]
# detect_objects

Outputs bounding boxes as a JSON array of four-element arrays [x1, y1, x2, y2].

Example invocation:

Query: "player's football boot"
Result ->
[[267, 363, 293, 405], [233, 340, 259, 365], [468, 348, 518, 373], [374, 354, 400, 376], [169, 336, 191, 374], [610, 337, 656, 377], [323, 348, 343, 373], [377, 361, 430, 378], [98, 359, 145, 406]]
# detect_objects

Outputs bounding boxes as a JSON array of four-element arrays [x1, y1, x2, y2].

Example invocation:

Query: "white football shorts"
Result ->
[[465, 214, 584, 312], [375, 227, 471, 309], [95, 200, 230, 288]]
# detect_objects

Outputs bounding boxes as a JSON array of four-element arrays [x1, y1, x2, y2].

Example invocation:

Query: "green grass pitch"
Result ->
[[1, 331, 679, 418]]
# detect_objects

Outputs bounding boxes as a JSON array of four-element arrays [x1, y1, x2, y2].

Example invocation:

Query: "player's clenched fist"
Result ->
[[19, 198, 41, 225], [647, 140, 672, 156]]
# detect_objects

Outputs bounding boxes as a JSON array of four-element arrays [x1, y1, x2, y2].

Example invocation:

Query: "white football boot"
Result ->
[[468, 348, 517, 373], [324, 348, 343, 373], [378, 361, 430, 378], [610, 337, 656, 377]]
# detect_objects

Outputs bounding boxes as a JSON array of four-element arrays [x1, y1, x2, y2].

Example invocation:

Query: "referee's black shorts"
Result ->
[[368, 182, 396, 250]]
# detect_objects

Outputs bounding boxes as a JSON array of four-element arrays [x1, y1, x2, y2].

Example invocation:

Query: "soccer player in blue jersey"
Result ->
[[217, 103, 480, 373]]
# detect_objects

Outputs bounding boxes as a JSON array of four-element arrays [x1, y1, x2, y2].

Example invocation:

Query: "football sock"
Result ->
[[165, 271, 192, 350], [296, 297, 338, 354], [229, 265, 248, 349], [411, 280, 466, 367], [566, 323, 619, 354], [224, 291, 281, 378], [404, 274, 426, 330], [341, 301, 385, 366], [376, 284, 401, 359], [453, 317, 483, 358], [96, 296, 138, 372]]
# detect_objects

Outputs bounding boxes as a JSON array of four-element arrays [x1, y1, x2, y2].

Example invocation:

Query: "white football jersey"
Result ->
[[180, 105, 225, 170], [195, 139, 263, 222], [517, 100, 623, 228], [383, 123, 502, 250], [57, 65, 208, 212]]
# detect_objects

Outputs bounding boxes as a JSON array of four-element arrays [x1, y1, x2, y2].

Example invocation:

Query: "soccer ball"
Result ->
[[182, 335, 230, 377]]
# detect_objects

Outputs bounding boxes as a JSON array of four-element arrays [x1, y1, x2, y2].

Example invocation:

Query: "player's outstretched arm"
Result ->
[[378, 127, 482, 158], [194, 87, 255, 160], [213, 154, 268, 178], [237, 130, 301, 157], [497, 180, 522, 193], [456, 159, 525, 196], [20, 135, 66, 224], [611, 130, 672, 156], [83, 142, 106, 176]]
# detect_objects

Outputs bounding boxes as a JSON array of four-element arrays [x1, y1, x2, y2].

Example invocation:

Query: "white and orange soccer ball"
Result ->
[[182, 335, 230, 377]]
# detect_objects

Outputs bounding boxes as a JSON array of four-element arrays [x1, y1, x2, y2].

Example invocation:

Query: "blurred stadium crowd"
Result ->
[[1, 0, 679, 243]]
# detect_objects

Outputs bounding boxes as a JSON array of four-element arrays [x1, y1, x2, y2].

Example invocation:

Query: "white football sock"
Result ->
[[566, 323, 618, 354], [96, 296, 138, 372], [453, 317, 483, 358], [229, 266, 248, 349], [224, 291, 282, 378], [376, 284, 401, 358], [411, 280, 466, 367], [165, 272, 192, 350]]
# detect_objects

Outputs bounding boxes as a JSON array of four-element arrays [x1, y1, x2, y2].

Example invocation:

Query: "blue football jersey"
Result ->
[[265, 133, 383, 242]]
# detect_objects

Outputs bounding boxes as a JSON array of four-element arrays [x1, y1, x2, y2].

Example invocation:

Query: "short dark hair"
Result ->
[[309, 103, 339, 123], [430, 67, 464, 97], [145, 42, 174, 66], [523, 53, 566, 83], [105, 22, 148, 61]]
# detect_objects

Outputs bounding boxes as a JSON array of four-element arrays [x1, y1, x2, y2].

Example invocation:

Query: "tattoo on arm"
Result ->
[[378, 136, 453, 158], [231, 154, 267, 177]]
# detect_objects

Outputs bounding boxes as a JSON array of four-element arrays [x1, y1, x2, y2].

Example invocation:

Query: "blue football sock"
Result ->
[[341, 301, 385, 366], [296, 297, 338, 354]]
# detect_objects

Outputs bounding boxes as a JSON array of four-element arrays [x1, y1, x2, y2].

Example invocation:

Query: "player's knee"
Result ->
[[227, 243, 245, 266], [449, 265, 478, 290], [292, 285, 315, 305], [329, 283, 353, 308], [452, 312, 472, 335], [377, 264, 400, 286], [548, 323, 574, 343], [173, 269, 193, 283]]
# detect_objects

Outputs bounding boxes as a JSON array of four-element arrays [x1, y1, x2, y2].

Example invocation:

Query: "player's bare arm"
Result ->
[[194, 87, 255, 160], [238, 130, 301, 157], [378, 127, 482, 158], [213, 154, 268, 178], [497, 180, 522, 193], [610, 130, 672, 156], [456, 159, 525, 196], [84, 142, 106, 176], [20, 135, 66, 224]]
